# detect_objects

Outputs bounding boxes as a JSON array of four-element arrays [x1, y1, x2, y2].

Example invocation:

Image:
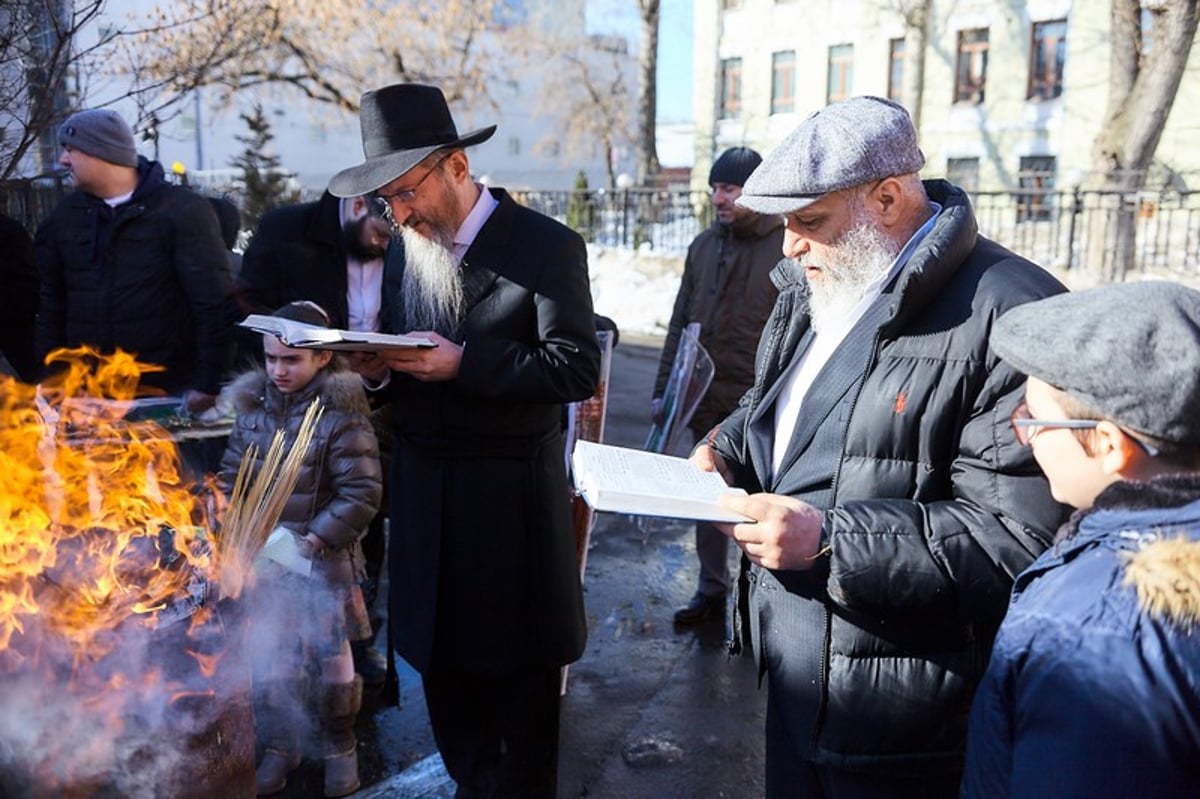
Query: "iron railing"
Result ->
[[5, 178, 1199, 281], [510, 187, 715, 253]]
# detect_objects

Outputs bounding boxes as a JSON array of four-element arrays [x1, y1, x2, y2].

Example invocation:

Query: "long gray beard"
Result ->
[[399, 225, 464, 337], [805, 221, 900, 334]]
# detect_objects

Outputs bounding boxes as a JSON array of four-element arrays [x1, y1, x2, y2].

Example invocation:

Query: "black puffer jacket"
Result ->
[[34, 158, 233, 394], [219, 367, 382, 586], [713, 180, 1069, 773]]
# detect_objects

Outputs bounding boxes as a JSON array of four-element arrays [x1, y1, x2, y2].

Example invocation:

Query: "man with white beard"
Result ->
[[689, 96, 1069, 798], [328, 83, 600, 798]]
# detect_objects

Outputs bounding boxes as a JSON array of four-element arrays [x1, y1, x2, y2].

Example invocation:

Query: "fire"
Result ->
[[0, 347, 257, 795], [0, 347, 217, 665]]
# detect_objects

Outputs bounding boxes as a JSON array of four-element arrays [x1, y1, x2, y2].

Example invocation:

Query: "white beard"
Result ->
[[399, 225, 464, 337], [805, 221, 900, 334]]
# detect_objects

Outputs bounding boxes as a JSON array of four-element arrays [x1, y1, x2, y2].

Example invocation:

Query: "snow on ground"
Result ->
[[587, 244, 684, 339]]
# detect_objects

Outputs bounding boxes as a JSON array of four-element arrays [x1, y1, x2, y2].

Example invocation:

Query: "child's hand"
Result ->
[[297, 532, 325, 558]]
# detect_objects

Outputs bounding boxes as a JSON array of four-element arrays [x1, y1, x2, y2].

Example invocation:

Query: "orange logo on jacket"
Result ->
[[894, 391, 908, 414]]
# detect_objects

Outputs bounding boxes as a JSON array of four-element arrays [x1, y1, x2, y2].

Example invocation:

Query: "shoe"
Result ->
[[254, 749, 300, 795], [673, 591, 725, 625]]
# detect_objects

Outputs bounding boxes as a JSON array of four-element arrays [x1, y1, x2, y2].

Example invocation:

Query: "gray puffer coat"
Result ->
[[219, 367, 382, 586]]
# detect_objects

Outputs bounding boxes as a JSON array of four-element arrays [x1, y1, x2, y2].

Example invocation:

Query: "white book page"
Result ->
[[572, 441, 752, 523], [257, 526, 313, 577]]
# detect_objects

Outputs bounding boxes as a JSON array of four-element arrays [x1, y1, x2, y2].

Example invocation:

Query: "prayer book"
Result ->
[[571, 441, 753, 523], [240, 314, 436, 352]]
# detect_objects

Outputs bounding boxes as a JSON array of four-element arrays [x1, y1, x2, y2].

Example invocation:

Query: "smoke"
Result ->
[[0, 592, 247, 797]]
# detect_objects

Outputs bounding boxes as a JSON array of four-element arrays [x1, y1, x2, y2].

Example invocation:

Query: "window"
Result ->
[[720, 57, 743, 119], [1028, 19, 1067, 100], [954, 28, 989, 104], [772, 52, 796, 114], [1017, 155, 1056, 222], [946, 157, 980, 193], [827, 44, 854, 104], [888, 38, 906, 103]]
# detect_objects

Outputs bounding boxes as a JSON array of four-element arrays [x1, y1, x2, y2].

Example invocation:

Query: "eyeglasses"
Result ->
[[375, 152, 452, 205], [1010, 400, 1160, 456], [1010, 400, 1099, 446]]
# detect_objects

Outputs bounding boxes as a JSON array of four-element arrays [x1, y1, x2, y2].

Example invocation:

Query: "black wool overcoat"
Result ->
[[385, 189, 601, 675]]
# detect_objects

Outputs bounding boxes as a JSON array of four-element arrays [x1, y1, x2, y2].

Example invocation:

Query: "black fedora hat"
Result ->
[[328, 83, 496, 198]]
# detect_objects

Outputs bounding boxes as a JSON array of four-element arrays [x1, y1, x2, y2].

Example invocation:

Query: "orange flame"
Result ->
[[0, 348, 261, 793], [0, 347, 218, 666]]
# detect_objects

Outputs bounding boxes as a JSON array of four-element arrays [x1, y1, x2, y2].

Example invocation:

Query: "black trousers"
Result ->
[[422, 666, 562, 799]]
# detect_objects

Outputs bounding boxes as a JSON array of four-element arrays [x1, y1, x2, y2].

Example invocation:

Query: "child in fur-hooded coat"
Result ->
[[217, 300, 381, 798]]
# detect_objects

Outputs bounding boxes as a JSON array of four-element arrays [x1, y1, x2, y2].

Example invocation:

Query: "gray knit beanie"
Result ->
[[58, 109, 139, 168]]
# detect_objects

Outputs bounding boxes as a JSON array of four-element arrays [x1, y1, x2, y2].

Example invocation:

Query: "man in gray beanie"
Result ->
[[652, 145, 784, 625], [690, 96, 1069, 797], [963, 281, 1200, 798], [35, 108, 234, 412]]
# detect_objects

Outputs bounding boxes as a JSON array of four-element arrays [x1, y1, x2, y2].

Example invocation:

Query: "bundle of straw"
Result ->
[[217, 399, 324, 598]]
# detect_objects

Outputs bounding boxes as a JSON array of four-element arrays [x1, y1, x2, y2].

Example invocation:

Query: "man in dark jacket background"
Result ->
[[329, 83, 600, 798], [35, 108, 233, 412], [237, 190, 392, 345], [652, 146, 783, 625], [692, 96, 1068, 798]]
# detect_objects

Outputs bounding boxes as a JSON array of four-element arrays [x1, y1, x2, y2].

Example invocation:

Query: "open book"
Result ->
[[240, 314, 436, 352], [571, 440, 752, 523]]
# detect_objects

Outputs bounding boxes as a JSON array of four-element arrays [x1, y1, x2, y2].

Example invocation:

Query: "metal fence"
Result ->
[[510, 187, 715, 253], [5, 177, 1199, 281], [968, 189, 1200, 281], [520, 186, 1200, 281]]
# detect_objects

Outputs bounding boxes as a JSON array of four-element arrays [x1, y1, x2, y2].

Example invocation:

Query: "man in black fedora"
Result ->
[[329, 83, 600, 798]]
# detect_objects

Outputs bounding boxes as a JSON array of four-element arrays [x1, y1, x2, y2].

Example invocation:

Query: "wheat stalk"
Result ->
[[217, 399, 324, 598]]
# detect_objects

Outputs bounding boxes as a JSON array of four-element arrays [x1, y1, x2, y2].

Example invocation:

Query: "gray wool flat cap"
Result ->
[[990, 281, 1200, 446], [737, 96, 925, 215]]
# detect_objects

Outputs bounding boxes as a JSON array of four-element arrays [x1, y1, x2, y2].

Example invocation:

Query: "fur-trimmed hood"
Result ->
[[1124, 535, 1200, 628], [1055, 473, 1200, 628], [223, 366, 371, 417]]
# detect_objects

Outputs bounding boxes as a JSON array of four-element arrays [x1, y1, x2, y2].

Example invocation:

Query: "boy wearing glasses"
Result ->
[[962, 280, 1200, 798]]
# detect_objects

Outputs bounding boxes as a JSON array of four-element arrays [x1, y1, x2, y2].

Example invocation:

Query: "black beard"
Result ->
[[342, 217, 387, 261]]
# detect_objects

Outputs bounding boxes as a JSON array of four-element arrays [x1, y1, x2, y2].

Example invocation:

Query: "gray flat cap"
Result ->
[[737, 96, 925, 215], [990, 281, 1200, 446]]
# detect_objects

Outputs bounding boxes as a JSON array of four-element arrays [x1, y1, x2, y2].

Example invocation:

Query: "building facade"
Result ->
[[19, 0, 635, 193], [691, 0, 1200, 194]]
